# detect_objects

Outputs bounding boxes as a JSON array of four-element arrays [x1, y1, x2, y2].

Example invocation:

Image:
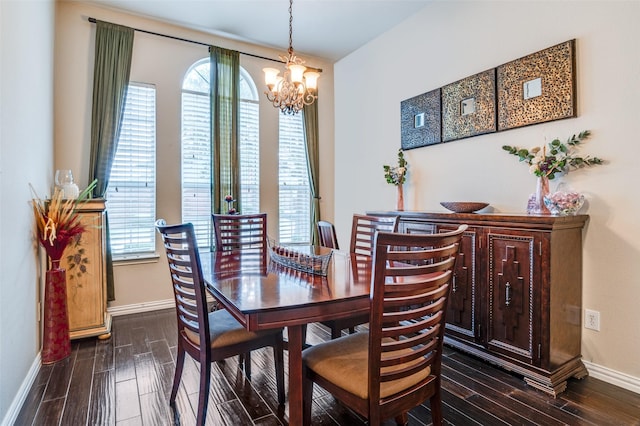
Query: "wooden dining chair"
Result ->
[[321, 214, 400, 339], [317, 220, 339, 249], [212, 212, 268, 251], [302, 225, 467, 426], [155, 220, 285, 425], [350, 213, 399, 256]]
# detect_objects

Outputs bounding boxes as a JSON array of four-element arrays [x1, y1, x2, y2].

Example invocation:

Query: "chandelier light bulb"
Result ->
[[303, 71, 319, 91], [263, 67, 280, 89], [288, 63, 306, 84]]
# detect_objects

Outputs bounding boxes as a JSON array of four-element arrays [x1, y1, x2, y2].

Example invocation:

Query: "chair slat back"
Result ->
[[349, 214, 399, 256], [317, 220, 339, 249], [368, 225, 467, 403], [212, 213, 267, 253], [156, 220, 210, 350]]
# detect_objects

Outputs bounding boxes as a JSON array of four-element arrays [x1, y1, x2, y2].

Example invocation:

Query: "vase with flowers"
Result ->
[[502, 130, 603, 215], [31, 179, 96, 364], [224, 194, 237, 214], [383, 149, 408, 211]]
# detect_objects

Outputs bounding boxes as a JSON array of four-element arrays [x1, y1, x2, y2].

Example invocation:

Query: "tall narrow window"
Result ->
[[279, 113, 310, 244], [181, 59, 260, 248], [182, 59, 212, 248], [106, 83, 157, 257], [239, 68, 260, 214]]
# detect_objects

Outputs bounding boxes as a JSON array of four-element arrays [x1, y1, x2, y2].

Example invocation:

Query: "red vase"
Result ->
[[41, 260, 71, 364]]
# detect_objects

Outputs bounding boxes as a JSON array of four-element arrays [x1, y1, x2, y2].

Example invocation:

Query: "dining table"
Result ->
[[200, 247, 373, 425]]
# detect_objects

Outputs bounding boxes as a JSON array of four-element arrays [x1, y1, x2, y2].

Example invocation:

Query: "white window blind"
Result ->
[[106, 83, 157, 256], [181, 89, 213, 248], [239, 68, 260, 214], [181, 60, 260, 249], [279, 113, 310, 244]]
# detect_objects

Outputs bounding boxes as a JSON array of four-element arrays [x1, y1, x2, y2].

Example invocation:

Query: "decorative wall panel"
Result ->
[[442, 69, 496, 142], [497, 39, 576, 131], [401, 88, 441, 150]]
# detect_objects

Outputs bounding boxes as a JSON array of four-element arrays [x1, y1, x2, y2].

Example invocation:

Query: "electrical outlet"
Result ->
[[584, 309, 600, 331]]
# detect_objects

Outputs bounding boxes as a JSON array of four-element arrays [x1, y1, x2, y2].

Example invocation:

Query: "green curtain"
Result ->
[[89, 21, 134, 301], [303, 100, 321, 245], [209, 46, 240, 215]]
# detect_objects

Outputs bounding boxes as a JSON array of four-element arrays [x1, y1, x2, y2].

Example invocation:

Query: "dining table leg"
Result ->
[[287, 324, 304, 425]]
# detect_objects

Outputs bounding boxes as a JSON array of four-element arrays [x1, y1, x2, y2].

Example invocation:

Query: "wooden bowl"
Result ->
[[440, 201, 489, 213]]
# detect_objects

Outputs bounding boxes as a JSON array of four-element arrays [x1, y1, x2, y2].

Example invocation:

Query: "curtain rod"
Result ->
[[87, 17, 322, 72]]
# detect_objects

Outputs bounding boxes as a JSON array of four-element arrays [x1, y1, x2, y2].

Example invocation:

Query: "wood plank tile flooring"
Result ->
[[16, 308, 640, 425]]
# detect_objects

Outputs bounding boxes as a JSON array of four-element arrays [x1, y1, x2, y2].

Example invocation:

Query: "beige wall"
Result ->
[[334, 1, 640, 390], [1, 0, 55, 422], [54, 2, 335, 309]]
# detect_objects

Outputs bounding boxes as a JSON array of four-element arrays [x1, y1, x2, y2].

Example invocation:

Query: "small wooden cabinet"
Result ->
[[61, 199, 111, 339], [369, 211, 588, 396]]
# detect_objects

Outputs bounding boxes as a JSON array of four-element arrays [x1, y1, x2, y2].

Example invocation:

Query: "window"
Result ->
[[279, 113, 310, 244], [106, 83, 157, 257], [182, 60, 212, 248], [181, 59, 260, 249], [238, 68, 260, 214]]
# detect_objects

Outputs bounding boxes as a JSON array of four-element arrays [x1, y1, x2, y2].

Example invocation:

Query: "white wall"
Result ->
[[334, 1, 640, 389], [0, 0, 55, 423], [55, 2, 335, 309]]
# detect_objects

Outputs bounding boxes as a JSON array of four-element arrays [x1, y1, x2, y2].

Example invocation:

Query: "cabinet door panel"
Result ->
[[438, 225, 479, 343], [62, 210, 105, 330], [486, 230, 541, 365], [59, 200, 109, 339]]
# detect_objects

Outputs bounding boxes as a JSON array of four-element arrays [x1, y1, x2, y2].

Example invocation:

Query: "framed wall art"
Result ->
[[442, 69, 496, 142], [400, 88, 441, 150], [497, 39, 576, 131]]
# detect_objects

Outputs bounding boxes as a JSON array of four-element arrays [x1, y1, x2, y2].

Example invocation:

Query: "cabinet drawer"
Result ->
[[399, 220, 436, 235]]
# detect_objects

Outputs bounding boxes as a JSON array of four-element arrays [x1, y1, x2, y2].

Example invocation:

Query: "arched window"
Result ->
[[238, 67, 260, 215], [181, 59, 260, 248]]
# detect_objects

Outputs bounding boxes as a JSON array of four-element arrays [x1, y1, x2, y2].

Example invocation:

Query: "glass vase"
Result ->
[[55, 169, 79, 199], [543, 183, 585, 215], [527, 176, 550, 215]]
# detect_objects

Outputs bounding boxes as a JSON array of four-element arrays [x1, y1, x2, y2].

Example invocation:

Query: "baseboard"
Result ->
[[1, 354, 41, 426], [583, 360, 640, 395], [107, 299, 175, 316]]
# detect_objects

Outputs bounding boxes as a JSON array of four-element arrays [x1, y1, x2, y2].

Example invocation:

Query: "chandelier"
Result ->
[[263, 0, 319, 115]]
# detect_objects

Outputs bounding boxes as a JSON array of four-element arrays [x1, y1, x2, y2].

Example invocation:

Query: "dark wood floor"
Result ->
[[16, 308, 640, 426]]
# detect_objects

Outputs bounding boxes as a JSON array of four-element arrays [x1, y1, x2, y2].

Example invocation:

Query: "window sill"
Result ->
[[113, 253, 160, 266]]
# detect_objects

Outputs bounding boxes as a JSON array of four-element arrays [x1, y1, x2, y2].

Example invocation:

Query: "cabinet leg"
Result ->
[[523, 360, 588, 397], [524, 377, 567, 397], [98, 332, 112, 340]]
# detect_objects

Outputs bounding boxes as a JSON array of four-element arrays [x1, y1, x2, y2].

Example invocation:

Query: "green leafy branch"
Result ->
[[502, 130, 604, 179]]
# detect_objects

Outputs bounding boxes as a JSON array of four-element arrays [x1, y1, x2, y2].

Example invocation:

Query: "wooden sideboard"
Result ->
[[61, 199, 111, 340], [369, 210, 588, 396]]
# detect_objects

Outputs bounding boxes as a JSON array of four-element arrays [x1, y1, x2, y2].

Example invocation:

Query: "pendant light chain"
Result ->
[[288, 0, 294, 56]]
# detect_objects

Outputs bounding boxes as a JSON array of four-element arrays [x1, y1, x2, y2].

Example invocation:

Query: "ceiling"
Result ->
[[82, 0, 432, 62]]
